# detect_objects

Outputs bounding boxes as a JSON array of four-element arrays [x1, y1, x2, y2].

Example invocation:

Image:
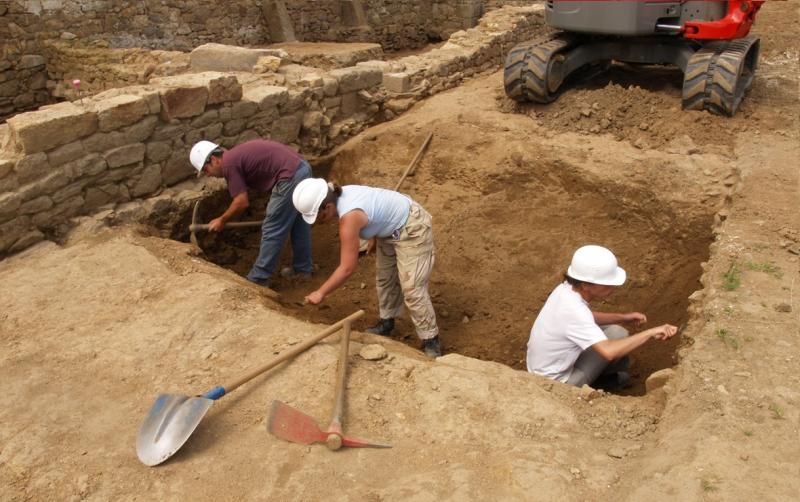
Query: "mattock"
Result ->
[[188, 199, 263, 250], [267, 319, 391, 450]]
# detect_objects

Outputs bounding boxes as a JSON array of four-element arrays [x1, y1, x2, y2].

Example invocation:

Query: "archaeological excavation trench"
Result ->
[[167, 130, 715, 396]]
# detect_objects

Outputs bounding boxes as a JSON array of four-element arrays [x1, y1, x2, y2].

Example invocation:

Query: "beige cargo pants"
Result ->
[[374, 203, 439, 340]]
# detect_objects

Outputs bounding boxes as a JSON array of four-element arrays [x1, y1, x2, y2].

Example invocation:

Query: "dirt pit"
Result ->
[[171, 123, 716, 395]]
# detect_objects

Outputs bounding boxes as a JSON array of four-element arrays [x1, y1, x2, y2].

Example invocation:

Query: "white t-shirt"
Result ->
[[526, 282, 608, 382]]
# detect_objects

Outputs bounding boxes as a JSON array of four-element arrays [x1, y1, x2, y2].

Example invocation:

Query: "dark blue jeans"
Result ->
[[246, 160, 312, 285]]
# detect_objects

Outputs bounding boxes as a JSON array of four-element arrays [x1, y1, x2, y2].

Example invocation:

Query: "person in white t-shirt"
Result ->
[[526, 245, 678, 388]]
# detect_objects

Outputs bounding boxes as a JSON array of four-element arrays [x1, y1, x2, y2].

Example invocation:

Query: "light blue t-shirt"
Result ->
[[337, 185, 411, 239]]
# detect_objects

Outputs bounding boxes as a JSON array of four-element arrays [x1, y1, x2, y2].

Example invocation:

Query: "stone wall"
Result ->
[[0, 48, 52, 120], [0, 5, 544, 256]]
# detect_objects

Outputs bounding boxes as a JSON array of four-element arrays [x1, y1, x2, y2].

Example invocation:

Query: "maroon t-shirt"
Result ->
[[221, 140, 303, 198]]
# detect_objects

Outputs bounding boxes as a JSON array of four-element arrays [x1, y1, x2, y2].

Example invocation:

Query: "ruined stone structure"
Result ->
[[0, 4, 544, 255], [1, 0, 490, 120]]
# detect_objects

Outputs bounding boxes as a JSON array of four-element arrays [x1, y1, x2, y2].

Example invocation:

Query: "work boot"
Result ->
[[594, 371, 632, 391], [279, 266, 312, 281], [423, 336, 442, 358], [365, 318, 394, 336]]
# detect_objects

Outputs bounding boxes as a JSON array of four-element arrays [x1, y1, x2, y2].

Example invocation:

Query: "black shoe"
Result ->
[[423, 336, 442, 358], [594, 371, 632, 391], [366, 318, 394, 336]]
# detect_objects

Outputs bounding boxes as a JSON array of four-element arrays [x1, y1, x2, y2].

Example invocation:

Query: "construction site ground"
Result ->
[[1, 2, 798, 500]]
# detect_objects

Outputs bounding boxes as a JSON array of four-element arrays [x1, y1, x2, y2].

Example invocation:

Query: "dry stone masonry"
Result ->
[[0, 4, 544, 255]]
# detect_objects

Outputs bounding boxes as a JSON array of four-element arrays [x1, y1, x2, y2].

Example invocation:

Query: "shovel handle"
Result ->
[[203, 310, 365, 399], [393, 132, 433, 192], [189, 221, 263, 232]]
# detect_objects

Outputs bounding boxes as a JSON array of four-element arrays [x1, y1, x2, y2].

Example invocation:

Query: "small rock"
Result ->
[[717, 384, 729, 395], [774, 303, 792, 313], [360, 282, 367, 289], [200, 347, 214, 360], [734, 371, 752, 378], [580, 108, 592, 118], [569, 467, 582, 478], [645, 368, 675, 393], [607, 447, 626, 459], [461, 315, 470, 324], [359, 344, 387, 361], [638, 122, 649, 131], [740, 454, 749, 461], [76, 474, 89, 494], [578, 384, 601, 401]]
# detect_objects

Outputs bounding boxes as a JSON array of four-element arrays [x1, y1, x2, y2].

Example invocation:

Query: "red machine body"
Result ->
[[684, 0, 765, 39]]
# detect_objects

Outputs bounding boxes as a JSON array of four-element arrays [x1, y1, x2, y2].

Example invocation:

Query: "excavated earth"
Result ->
[[1, 2, 799, 500]]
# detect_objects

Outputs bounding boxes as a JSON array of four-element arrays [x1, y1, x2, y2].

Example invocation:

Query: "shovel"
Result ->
[[267, 319, 391, 450], [136, 309, 365, 466]]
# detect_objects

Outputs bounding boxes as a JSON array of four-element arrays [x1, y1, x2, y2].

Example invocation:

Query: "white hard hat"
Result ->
[[189, 140, 219, 175], [292, 178, 330, 224], [567, 245, 627, 286]]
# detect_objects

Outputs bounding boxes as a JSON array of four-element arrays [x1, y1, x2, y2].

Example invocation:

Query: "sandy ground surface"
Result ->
[[2, 2, 799, 500]]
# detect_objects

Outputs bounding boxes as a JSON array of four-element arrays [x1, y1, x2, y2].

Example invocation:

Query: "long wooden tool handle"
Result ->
[[189, 221, 263, 231], [393, 132, 433, 192], [219, 310, 364, 393], [328, 320, 351, 430]]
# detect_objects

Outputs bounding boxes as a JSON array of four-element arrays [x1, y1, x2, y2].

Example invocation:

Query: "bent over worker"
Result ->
[[526, 245, 678, 388], [292, 178, 442, 358], [189, 139, 313, 287]]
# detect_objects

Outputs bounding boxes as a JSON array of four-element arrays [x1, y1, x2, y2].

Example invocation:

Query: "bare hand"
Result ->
[[305, 290, 325, 305], [208, 217, 225, 232], [650, 324, 678, 340], [365, 237, 377, 256], [625, 312, 647, 326]]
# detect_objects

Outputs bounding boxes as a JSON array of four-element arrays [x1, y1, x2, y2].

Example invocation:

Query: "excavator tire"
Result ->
[[504, 34, 575, 103], [682, 36, 760, 116]]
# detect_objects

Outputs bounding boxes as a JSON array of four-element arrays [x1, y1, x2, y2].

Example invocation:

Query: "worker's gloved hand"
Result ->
[[305, 290, 325, 305], [208, 217, 225, 232]]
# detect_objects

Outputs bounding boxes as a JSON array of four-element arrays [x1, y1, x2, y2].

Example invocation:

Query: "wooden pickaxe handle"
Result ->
[[189, 220, 263, 232]]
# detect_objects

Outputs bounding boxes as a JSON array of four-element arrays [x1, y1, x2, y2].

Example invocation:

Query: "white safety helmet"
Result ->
[[292, 178, 330, 224], [189, 140, 220, 175], [567, 245, 627, 286]]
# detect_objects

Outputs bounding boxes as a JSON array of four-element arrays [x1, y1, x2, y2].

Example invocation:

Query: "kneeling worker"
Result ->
[[292, 178, 442, 358], [526, 245, 678, 388]]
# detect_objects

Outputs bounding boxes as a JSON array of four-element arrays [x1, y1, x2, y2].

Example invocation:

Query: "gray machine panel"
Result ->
[[546, 1, 726, 36]]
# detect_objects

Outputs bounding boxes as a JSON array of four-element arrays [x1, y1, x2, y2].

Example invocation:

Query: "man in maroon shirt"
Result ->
[[189, 139, 313, 286]]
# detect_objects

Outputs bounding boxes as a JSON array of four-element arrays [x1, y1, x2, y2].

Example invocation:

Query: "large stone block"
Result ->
[[131, 164, 162, 197], [7, 102, 98, 154], [63, 153, 107, 180], [0, 157, 14, 179], [9, 230, 44, 253], [0, 192, 22, 221], [190, 43, 283, 72], [383, 73, 411, 93], [146, 141, 172, 163], [104, 144, 146, 169], [18, 170, 70, 202], [243, 85, 289, 110], [19, 195, 53, 214], [17, 55, 46, 69], [89, 94, 150, 132], [158, 86, 208, 121], [270, 113, 302, 145], [328, 66, 382, 93], [47, 141, 86, 167], [161, 151, 194, 186], [0, 216, 30, 252], [152, 72, 242, 108], [14, 152, 50, 184]]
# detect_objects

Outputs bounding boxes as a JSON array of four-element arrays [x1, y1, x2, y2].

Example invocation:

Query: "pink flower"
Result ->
[[72, 79, 81, 88]]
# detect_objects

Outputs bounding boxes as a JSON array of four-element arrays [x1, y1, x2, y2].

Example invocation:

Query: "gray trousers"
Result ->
[[566, 325, 630, 387]]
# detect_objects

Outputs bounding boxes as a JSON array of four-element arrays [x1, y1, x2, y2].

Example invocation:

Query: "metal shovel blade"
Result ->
[[136, 393, 214, 466], [267, 400, 391, 449]]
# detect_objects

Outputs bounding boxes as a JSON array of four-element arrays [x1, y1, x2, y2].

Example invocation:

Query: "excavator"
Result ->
[[504, 0, 765, 116]]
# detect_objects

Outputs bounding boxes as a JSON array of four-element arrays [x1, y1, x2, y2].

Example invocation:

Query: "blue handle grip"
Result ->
[[202, 386, 226, 400]]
